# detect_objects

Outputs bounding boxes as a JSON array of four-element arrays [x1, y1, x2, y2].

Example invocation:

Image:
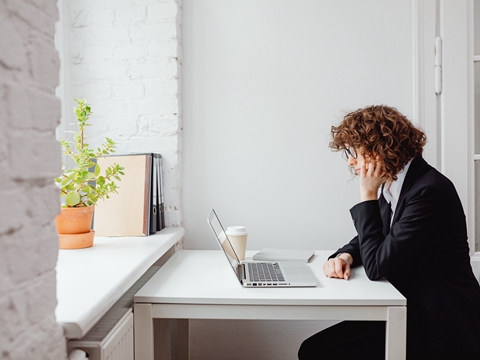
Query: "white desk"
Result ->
[[56, 227, 185, 339], [134, 250, 406, 360]]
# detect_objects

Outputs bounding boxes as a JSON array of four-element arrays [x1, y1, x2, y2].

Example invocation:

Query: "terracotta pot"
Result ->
[[58, 230, 95, 250], [55, 206, 94, 234], [55, 206, 95, 249]]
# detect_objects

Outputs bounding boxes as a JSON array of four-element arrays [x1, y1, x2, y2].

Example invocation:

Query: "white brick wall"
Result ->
[[67, 0, 183, 227], [0, 0, 66, 359]]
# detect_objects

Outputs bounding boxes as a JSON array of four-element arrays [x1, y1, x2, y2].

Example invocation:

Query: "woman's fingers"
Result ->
[[323, 258, 350, 280], [359, 159, 386, 201], [362, 159, 384, 176], [372, 160, 385, 177], [368, 159, 375, 174], [335, 259, 350, 280], [334, 259, 345, 278], [323, 259, 336, 277], [342, 263, 351, 280]]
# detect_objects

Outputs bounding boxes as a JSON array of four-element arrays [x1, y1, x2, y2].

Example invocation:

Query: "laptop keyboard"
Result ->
[[248, 262, 285, 282]]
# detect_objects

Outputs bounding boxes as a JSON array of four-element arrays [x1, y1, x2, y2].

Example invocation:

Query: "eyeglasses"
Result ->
[[344, 146, 357, 159]]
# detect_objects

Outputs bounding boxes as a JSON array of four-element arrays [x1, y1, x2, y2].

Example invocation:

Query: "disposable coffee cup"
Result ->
[[222, 226, 248, 261]]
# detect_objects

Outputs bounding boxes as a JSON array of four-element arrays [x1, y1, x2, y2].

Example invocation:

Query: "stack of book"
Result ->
[[93, 153, 165, 236]]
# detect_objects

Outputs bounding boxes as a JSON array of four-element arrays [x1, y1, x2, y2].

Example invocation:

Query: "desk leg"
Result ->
[[176, 319, 190, 360], [385, 306, 407, 360], [134, 303, 154, 360]]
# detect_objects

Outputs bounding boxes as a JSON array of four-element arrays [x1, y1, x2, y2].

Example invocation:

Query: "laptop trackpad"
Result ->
[[281, 261, 311, 273], [286, 267, 312, 274]]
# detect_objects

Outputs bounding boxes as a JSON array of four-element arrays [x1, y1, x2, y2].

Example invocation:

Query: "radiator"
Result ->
[[67, 308, 134, 360]]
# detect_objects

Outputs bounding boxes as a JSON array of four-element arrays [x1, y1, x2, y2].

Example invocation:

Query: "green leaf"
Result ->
[[61, 178, 72, 186], [55, 98, 128, 207], [65, 191, 81, 206]]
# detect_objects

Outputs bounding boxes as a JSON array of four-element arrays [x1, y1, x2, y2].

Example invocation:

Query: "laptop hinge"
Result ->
[[237, 263, 246, 282]]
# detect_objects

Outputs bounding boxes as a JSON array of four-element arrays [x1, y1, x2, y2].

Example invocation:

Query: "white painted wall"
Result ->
[[65, 0, 183, 227], [0, 0, 66, 359], [182, 1, 415, 359], [182, 0, 414, 252]]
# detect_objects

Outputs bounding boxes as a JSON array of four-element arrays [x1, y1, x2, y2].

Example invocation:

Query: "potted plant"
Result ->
[[54, 98, 124, 249]]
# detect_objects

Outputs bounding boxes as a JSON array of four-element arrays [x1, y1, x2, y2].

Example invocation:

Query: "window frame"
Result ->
[[416, 0, 477, 256]]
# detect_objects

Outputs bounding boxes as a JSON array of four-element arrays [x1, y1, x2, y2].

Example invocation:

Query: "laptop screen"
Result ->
[[207, 209, 241, 273]]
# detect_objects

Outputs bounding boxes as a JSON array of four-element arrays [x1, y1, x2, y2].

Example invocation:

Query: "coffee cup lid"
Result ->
[[226, 226, 247, 235]]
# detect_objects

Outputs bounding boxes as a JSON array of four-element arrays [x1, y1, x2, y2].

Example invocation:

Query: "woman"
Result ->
[[298, 105, 480, 359]]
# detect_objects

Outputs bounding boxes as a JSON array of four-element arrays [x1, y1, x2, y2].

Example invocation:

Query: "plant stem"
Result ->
[[80, 127, 84, 150]]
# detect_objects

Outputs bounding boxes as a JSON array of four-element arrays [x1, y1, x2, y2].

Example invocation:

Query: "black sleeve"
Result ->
[[328, 235, 363, 268], [350, 186, 443, 280]]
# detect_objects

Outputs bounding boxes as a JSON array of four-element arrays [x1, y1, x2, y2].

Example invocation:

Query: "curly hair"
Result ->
[[329, 105, 427, 181]]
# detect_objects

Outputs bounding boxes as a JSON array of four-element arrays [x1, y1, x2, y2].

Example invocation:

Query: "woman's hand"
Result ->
[[359, 158, 386, 201], [323, 253, 353, 280]]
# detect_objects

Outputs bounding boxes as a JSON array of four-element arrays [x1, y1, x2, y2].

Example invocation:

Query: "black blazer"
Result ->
[[331, 156, 480, 357]]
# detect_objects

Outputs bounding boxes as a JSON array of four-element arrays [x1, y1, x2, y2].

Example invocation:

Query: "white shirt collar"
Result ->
[[382, 159, 413, 220]]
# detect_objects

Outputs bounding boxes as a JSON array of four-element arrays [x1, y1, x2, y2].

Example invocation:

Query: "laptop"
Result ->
[[207, 209, 317, 288]]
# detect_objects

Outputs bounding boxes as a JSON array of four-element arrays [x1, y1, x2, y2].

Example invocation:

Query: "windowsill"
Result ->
[[55, 226, 185, 339]]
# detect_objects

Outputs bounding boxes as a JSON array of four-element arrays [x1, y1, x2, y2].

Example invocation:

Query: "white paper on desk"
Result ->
[[252, 248, 315, 263]]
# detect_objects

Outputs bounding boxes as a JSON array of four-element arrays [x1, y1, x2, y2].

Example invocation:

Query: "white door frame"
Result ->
[[414, 0, 476, 254]]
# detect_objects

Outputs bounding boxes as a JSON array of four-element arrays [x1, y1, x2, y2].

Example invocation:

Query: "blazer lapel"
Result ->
[[379, 186, 392, 237], [391, 155, 430, 225]]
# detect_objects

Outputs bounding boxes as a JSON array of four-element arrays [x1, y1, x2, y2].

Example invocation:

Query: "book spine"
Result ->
[[149, 154, 157, 235], [143, 154, 152, 236], [158, 155, 165, 229]]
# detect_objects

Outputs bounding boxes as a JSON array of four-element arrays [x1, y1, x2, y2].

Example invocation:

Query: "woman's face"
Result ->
[[345, 146, 373, 174]]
